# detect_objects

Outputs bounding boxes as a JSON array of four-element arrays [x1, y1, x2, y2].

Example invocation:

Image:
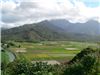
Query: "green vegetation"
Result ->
[[1, 51, 9, 63], [1, 19, 100, 75], [1, 41, 100, 75], [64, 48, 100, 75], [7, 41, 98, 61], [2, 21, 100, 42], [1, 47, 100, 75], [1, 22, 68, 42]]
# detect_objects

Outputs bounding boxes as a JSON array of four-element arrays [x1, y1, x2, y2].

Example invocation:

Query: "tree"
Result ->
[[63, 48, 99, 75]]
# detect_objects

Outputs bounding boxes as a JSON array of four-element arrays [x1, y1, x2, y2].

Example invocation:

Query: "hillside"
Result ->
[[1, 20, 68, 42], [1, 20, 100, 42], [50, 19, 100, 35]]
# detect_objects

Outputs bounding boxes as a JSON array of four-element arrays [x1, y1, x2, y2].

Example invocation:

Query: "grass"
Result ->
[[1, 51, 9, 64], [9, 41, 99, 62], [17, 53, 74, 61]]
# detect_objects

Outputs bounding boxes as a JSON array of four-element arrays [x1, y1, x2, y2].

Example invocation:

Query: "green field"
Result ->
[[1, 41, 100, 75], [8, 41, 99, 63]]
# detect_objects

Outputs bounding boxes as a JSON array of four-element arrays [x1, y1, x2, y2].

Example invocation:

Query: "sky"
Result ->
[[0, 0, 100, 28]]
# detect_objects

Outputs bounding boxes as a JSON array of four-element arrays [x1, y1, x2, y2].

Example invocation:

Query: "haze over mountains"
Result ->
[[50, 19, 100, 35], [1, 19, 100, 42]]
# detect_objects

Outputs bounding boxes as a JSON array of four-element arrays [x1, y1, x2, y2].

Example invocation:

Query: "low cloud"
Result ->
[[0, 0, 100, 28]]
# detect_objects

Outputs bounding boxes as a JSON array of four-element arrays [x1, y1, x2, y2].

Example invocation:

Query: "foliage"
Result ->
[[1, 47, 100, 75], [63, 48, 100, 75], [5, 59, 63, 75], [69, 47, 95, 63]]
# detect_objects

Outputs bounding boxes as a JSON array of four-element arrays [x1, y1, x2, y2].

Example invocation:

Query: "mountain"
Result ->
[[1, 19, 100, 42], [50, 19, 100, 35], [1, 20, 68, 42]]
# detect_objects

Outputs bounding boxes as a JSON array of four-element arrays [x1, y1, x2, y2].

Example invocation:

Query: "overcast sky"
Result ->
[[0, 0, 100, 28]]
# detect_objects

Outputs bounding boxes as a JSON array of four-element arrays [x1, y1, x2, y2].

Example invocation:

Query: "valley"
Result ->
[[1, 19, 100, 75], [1, 0, 100, 74], [3, 41, 99, 63]]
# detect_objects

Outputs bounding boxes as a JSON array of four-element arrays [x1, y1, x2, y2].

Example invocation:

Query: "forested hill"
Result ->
[[1, 20, 68, 42], [1, 20, 100, 42]]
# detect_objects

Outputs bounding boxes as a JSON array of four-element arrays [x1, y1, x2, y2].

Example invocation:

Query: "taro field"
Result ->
[[9, 41, 99, 64]]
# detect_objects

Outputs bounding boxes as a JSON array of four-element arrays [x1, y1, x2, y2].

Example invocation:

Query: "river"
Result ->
[[6, 51, 16, 62]]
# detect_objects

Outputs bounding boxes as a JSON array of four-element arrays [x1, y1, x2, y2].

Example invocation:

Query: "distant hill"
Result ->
[[50, 19, 100, 35], [1, 19, 100, 42]]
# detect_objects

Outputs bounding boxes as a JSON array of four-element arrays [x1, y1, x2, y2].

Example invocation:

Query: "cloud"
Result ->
[[0, 0, 100, 28]]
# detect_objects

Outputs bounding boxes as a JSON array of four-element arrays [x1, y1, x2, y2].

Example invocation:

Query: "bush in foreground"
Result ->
[[63, 48, 100, 75]]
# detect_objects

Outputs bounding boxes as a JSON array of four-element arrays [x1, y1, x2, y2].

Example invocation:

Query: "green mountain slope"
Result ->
[[1, 20, 100, 42], [1, 20, 68, 42]]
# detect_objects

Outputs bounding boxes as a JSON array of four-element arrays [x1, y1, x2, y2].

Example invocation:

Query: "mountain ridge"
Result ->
[[1, 19, 100, 42], [49, 19, 100, 35]]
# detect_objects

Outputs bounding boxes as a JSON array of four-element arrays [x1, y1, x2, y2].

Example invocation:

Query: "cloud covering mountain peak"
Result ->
[[0, 0, 100, 28]]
